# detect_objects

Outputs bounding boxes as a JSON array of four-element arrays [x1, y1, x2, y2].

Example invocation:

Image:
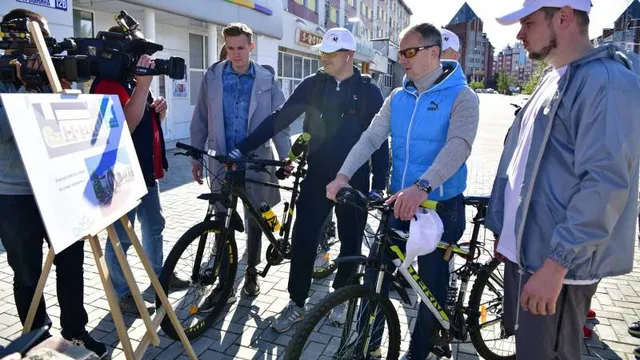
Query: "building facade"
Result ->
[[493, 42, 537, 87], [592, 0, 640, 53], [444, 2, 494, 86], [282, 0, 411, 97], [1, 0, 411, 142]]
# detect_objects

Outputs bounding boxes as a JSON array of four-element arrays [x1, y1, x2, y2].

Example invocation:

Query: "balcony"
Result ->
[[288, 0, 319, 24]]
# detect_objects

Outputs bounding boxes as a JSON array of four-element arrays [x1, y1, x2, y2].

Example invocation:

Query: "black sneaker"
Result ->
[[64, 331, 107, 359], [169, 272, 190, 291], [242, 267, 260, 297], [629, 321, 640, 338], [119, 293, 155, 318], [633, 345, 639, 358], [200, 286, 237, 313]]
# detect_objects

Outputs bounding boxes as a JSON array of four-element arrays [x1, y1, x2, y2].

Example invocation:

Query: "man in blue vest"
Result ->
[[327, 23, 479, 359]]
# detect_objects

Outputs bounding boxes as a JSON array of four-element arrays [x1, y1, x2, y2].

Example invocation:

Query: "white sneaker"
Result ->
[[329, 301, 347, 325]]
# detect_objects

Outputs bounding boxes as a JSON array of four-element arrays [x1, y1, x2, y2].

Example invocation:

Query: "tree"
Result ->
[[522, 61, 549, 95], [497, 71, 511, 94], [470, 81, 484, 90]]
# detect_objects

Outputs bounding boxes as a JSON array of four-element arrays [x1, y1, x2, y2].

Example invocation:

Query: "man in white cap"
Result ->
[[485, 1, 640, 358], [440, 28, 461, 61], [229, 27, 389, 332]]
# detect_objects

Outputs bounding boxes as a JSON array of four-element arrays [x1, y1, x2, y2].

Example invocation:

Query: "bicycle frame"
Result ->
[[195, 151, 310, 277], [345, 199, 489, 333]]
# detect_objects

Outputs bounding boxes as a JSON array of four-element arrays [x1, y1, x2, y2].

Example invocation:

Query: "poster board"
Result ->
[[1, 93, 147, 254]]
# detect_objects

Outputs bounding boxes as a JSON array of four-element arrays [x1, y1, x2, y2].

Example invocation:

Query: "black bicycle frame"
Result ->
[[192, 151, 309, 279]]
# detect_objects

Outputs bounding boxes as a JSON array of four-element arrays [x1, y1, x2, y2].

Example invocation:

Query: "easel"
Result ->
[[19, 21, 197, 360]]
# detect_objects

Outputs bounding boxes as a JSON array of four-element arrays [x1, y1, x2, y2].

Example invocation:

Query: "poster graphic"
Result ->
[[1, 94, 147, 253]]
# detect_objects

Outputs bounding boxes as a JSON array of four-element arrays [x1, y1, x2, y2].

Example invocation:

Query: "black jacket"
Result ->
[[238, 67, 389, 190]]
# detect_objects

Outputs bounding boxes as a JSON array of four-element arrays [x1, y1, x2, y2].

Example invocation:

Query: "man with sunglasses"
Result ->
[[326, 23, 479, 359], [229, 27, 389, 332]]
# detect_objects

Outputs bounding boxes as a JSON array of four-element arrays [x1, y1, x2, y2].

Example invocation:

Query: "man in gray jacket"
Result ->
[[486, 1, 640, 358], [190, 23, 290, 307]]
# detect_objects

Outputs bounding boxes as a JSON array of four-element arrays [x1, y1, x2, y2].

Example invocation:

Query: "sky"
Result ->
[[405, 0, 634, 53]]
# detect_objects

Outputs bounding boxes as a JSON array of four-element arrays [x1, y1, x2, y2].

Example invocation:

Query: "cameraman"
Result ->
[[0, 8, 106, 357], [90, 25, 189, 317]]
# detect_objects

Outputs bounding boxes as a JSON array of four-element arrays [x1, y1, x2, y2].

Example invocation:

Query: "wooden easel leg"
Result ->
[[120, 217, 198, 359], [88, 236, 136, 359], [105, 222, 159, 347], [23, 248, 55, 334]]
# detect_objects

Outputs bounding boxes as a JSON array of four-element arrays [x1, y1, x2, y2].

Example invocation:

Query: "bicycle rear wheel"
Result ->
[[157, 221, 238, 340], [467, 258, 516, 360], [285, 284, 401, 360]]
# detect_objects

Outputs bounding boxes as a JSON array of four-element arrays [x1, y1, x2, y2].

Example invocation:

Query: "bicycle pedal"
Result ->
[[432, 344, 452, 358]]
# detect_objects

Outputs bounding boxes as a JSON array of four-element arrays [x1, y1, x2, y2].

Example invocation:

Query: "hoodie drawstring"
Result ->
[[514, 267, 524, 331]]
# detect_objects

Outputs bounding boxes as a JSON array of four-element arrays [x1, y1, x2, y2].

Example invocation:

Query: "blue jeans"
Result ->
[[105, 182, 165, 299], [365, 194, 466, 358]]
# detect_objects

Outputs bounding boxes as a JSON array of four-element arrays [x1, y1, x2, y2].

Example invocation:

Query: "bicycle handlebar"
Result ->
[[335, 187, 441, 211], [175, 142, 285, 168]]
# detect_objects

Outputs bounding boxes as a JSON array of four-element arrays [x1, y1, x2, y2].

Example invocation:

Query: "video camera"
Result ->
[[0, 10, 184, 90], [0, 17, 91, 89], [67, 10, 185, 80]]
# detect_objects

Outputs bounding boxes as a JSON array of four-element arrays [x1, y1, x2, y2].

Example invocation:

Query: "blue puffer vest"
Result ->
[[390, 60, 467, 201]]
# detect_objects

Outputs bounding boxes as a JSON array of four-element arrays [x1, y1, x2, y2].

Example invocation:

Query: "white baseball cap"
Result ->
[[496, 0, 592, 25], [314, 27, 357, 53], [440, 28, 460, 52]]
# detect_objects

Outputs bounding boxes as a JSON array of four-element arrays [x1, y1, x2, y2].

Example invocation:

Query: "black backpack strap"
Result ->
[[349, 73, 372, 131], [303, 71, 328, 133]]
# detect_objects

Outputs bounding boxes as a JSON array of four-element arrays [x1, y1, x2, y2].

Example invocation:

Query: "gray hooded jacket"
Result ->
[[485, 44, 640, 281]]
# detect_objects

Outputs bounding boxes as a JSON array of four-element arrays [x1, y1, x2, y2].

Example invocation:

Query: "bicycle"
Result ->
[[156, 141, 332, 340], [285, 187, 515, 360]]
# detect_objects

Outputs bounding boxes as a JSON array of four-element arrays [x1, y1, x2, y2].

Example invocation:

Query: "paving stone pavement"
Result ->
[[0, 94, 638, 359]]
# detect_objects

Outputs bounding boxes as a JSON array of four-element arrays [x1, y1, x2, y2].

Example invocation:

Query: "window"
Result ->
[[278, 51, 319, 99], [330, 8, 337, 23], [73, 9, 94, 93], [295, 0, 317, 11], [189, 33, 209, 106], [73, 9, 93, 38], [348, 0, 355, 6]]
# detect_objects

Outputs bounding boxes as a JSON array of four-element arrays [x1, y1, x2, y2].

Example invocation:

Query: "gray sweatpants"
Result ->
[[503, 260, 598, 360]]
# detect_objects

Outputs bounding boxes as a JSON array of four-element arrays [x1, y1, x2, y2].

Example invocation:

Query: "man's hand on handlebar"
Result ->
[[326, 174, 352, 201]]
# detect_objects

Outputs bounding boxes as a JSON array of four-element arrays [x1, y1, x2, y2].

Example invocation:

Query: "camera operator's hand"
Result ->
[[135, 55, 155, 89], [60, 78, 72, 90], [14, 57, 44, 86], [151, 96, 168, 120]]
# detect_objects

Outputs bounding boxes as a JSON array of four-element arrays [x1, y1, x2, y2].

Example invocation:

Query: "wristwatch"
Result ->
[[414, 179, 432, 194]]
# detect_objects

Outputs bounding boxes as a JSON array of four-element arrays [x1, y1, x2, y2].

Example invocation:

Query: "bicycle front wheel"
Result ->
[[285, 284, 401, 360], [157, 221, 238, 340]]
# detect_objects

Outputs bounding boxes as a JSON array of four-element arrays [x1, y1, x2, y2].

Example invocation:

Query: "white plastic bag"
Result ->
[[402, 209, 444, 269]]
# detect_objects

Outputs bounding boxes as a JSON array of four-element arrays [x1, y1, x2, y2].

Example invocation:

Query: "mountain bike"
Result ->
[[156, 141, 332, 340], [285, 187, 515, 360]]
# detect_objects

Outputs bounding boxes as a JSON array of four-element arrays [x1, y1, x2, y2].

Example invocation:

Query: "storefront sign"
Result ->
[[296, 28, 323, 47], [16, 0, 67, 11]]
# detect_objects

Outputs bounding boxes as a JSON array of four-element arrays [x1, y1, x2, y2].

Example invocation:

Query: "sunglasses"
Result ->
[[320, 49, 351, 57], [398, 44, 438, 59]]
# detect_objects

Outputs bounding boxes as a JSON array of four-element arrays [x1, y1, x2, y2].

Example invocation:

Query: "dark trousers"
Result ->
[[288, 171, 370, 307], [0, 195, 88, 339], [365, 194, 466, 358], [503, 260, 598, 360]]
